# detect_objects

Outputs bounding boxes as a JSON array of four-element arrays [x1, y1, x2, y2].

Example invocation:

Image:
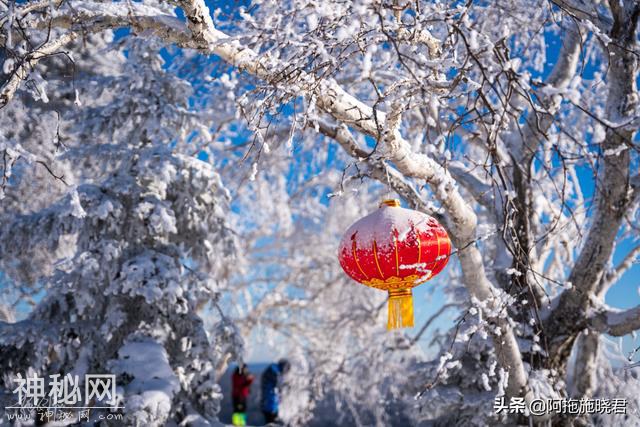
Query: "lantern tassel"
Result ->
[[387, 288, 414, 330]]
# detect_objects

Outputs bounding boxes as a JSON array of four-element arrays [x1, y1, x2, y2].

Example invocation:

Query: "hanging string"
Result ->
[[383, 160, 393, 201]]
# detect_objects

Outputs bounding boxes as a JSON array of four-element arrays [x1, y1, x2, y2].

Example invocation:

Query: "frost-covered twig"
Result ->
[[314, 118, 437, 216], [549, 0, 613, 32]]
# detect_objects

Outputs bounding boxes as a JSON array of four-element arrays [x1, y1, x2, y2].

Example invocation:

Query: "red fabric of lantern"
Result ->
[[338, 199, 451, 329]]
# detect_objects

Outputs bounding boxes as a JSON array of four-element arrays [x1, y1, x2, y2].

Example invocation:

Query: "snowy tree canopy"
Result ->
[[1, 0, 640, 425]]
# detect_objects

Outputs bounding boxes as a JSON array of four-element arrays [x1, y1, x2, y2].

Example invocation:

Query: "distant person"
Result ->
[[231, 363, 254, 426], [260, 358, 291, 424]]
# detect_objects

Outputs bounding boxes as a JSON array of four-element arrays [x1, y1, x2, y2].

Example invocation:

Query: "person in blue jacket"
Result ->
[[260, 358, 291, 424]]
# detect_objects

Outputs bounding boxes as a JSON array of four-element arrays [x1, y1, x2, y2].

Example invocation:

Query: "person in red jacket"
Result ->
[[231, 363, 254, 426]]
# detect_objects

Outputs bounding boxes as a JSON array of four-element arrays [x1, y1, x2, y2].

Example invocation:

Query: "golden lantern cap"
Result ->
[[380, 198, 401, 208]]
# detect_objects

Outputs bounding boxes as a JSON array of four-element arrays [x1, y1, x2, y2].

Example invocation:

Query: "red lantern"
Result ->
[[338, 199, 451, 329]]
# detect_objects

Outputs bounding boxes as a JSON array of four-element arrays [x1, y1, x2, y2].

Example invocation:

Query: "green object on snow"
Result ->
[[232, 412, 247, 426]]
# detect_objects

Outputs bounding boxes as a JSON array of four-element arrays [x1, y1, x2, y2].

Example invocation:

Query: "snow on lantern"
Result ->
[[338, 199, 451, 330]]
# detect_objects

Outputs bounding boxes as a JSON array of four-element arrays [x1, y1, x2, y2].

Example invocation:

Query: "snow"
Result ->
[[593, 124, 606, 143], [505, 268, 522, 277], [306, 13, 318, 32], [68, 189, 86, 218], [480, 373, 491, 391], [468, 30, 479, 50], [249, 162, 258, 181], [340, 203, 439, 251], [603, 145, 628, 157], [2, 58, 14, 74], [110, 339, 181, 426], [95, 199, 115, 220]]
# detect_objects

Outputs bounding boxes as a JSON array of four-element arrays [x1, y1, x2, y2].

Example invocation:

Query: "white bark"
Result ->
[[570, 331, 599, 398]]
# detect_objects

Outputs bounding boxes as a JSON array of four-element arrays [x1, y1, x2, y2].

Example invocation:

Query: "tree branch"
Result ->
[[549, 0, 613, 32], [0, 4, 193, 108], [500, 18, 581, 314], [316, 118, 495, 219], [410, 303, 457, 346], [506, 17, 581, 161], [447, 164, 495, 214], [314, 119, 436, 215], [592, 305, 640, 336], [0, 32, 77, 108], [597, 244, 640, 297]]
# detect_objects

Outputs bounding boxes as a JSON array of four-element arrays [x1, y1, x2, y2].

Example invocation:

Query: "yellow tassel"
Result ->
[[387, 288, 414, 330]]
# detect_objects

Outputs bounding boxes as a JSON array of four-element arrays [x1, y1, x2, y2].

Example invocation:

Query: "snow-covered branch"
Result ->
[[592, 305, 640, 337], [446, 164, 495, 215], [314, 119, 434, 215], [0, 32, 76, 108], [0, 3, 192, 108]]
